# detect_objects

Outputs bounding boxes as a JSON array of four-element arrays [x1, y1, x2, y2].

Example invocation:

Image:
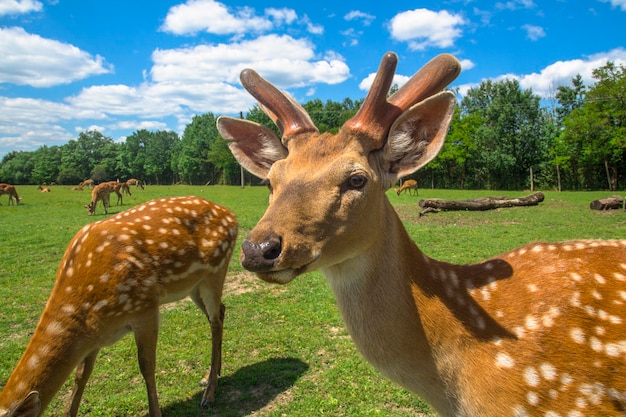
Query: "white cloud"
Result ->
[[266, 7, 297, 25], [160, 0, 317, 36], [523, 24, 546, 41], [0, 0, 42, 16], [388, 9, 465, 51], [149, 34, 348, 88], [160, 0, 272, 35], [344, 10, 375, 26], [0, 27, 112, 87], [460, 48, 626, 98]]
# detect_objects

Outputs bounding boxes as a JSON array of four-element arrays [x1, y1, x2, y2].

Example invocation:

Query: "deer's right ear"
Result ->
[[217, 116, 288, 179]]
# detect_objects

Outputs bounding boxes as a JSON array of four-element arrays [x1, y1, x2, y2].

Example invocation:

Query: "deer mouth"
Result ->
[[253, 256, 320, 285]]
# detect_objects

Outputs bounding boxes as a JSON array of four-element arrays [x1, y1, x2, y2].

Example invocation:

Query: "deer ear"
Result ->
[[381, 91, 456, 179], [10, 391, 41, 417], [217, 116, 288, 179]]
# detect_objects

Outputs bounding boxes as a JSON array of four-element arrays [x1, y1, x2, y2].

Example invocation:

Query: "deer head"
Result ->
[[217, 52, 460, 284]]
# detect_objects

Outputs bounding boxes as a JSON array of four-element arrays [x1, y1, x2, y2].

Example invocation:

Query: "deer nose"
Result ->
[[241, 234, 282, 271]]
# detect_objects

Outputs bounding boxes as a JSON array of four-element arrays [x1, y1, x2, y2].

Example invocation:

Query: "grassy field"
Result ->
[[0, 184, 625, 416]]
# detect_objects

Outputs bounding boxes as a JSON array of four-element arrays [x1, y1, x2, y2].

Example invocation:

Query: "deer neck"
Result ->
[[321, 198, 459, 413], [0, 307, 93, 413]]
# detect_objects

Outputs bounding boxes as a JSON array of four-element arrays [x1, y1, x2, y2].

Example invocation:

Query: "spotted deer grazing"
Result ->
[[396, 179, 418, 196], [0, 183, 21, 205], [0, 196, 238, 417], [217, 52, 626, 417], [85, 182, 112, 215]]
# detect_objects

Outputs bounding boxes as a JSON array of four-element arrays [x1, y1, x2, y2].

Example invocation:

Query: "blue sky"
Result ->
[[0, 0, 625, 158]]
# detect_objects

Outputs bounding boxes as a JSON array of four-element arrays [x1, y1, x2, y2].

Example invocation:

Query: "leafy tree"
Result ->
[[559, 61, 626, 190], [61, 130, 116, 181], [178, 113, 219, 184], [0, 151, 34, 184], [460, 79, 549, 189], [145, 130, 179, 184], [30, 145, 62, 185]]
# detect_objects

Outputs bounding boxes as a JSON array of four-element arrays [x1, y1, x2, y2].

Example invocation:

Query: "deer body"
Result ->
[[85, 182, 113, 215], [0, 196, 238, 417], [396, 179, 418, 195], [217, 52, 626, 416], [0, 183, 21, 205]]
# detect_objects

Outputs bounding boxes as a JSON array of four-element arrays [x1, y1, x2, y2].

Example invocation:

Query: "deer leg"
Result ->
[[191, 289, 224, 408], [133, 313, 162, 417], [64, 349, 99, 417]]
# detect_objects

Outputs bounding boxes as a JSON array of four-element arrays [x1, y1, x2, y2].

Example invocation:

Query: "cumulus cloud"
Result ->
[[388, 9, 465, 50], [160, 0, 320, 36], [149, 34, 349, 89], [459, 48, 626, 98], [0, 27, 113, 87], [0, 0, 42, 16]]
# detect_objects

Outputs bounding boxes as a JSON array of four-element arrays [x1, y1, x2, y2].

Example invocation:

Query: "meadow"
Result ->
[[1, 184, 624, 416]]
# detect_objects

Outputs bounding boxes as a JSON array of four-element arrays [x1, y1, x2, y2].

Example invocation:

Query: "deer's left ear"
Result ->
[[381, 91, 456, 178], [217, 116, 288, 179]]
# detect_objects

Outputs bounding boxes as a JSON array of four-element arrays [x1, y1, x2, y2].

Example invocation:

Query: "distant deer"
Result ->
[[37, 185, 51, 193], [0, 183, 21, 205], [0, 196, 238, 417], [217, 52, 626, 416], [396, 179, 418, 196], [78, 179, 94, 188], [126, 178, 144, 190], [84, 182, 112, 215], [101, 181, 126, 205]]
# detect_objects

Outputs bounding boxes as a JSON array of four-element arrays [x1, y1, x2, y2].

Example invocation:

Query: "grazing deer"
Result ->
[[126, 178, 144, 190], [85, 182, 112, 215], [216, 52, 626, 417], [396, 179, 418, 196], [78, 179, 94, 188], [0, 196, 238, 417], [0, 183, 21, 205]]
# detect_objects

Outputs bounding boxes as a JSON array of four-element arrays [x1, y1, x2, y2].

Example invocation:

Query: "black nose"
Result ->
[[241, 234, 282, 271]]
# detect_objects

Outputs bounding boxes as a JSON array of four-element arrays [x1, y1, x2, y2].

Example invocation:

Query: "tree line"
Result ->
[[1, 61, 624, 190]]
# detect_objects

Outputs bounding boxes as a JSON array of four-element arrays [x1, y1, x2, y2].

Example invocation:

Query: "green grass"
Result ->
[[1, 185, 625, 416]]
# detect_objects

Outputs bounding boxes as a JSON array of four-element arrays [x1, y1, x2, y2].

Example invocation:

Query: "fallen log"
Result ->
[[419, 192, 545, 216], [589, 196, 624, 210]]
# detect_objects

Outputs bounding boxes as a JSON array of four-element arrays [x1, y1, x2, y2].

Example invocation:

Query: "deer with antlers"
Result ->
[[216, 52, 626, 417], [0, 183, 21, 205], [0, 196, 238, 417]]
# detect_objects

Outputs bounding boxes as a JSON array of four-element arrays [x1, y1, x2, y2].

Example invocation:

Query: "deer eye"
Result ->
[[346, 174, 367, 190]]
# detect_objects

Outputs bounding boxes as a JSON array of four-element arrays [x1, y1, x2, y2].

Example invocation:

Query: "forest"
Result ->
[[1, 60, 624, 191]]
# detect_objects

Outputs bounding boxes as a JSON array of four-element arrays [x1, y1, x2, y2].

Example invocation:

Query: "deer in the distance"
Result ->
[[126, 178, 144, 190], [102, 181, 127, 205], [37, 185, 51, 193], [0, 196, 238, 417], [78, 179, 94, 188], [85, 182, 112, 215], [217, 52, 626, 417], [0, 183, 21, 205], [396, 179, 418, 196]]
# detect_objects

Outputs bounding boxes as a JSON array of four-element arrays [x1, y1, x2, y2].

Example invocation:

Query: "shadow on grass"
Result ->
[[162, 357, 309, 417]]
